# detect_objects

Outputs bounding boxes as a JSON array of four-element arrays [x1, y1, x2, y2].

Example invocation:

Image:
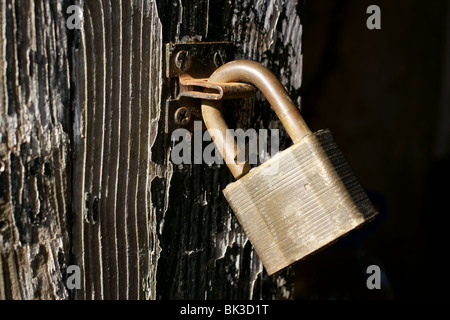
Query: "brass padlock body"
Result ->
[[223, 129, 377, 275]]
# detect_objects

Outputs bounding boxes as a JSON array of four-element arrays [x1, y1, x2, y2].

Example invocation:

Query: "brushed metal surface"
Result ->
[[223, 130, 378, 275]]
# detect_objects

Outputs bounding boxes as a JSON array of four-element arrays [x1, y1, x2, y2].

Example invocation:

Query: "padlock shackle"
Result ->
[[201, 60, 311, 179]]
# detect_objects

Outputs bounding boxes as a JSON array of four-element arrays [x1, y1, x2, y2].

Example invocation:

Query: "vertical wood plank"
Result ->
[[72, 0, 163, 299]]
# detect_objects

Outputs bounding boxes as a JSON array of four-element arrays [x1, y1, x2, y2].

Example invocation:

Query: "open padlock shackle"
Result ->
[[202, 60, 312, 179]]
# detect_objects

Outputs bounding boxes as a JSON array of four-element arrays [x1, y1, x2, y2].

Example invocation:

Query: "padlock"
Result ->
[[202, 60, 378, 275]]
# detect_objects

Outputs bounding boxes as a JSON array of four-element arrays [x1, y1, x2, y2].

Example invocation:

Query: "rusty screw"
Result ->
[[174, 107, 191, 126], [175, 50, 191, 72]]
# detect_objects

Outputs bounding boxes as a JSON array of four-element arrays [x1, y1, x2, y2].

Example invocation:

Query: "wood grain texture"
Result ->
[[72, 0, 163, 299], [0, 0, 71, 299]]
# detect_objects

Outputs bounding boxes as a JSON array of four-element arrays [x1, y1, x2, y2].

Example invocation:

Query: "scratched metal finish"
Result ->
[[223, 130, 378, 275]]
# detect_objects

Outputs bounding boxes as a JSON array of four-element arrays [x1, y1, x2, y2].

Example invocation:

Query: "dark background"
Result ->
[[295, 0, 450, 299]]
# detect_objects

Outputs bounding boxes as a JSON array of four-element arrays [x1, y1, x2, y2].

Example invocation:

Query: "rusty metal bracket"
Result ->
[[165, 42, 256, 134], [166, 42, 234, 79], [178, 74, 256, 101], [165, 97, 203, 134]]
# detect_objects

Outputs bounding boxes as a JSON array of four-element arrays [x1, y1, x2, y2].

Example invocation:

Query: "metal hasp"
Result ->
[[164, 42, 256, 133]]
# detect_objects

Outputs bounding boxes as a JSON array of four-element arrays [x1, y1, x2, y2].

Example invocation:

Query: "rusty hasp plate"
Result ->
[[164, 42, 256, 134], [165, 42, 235, 78]]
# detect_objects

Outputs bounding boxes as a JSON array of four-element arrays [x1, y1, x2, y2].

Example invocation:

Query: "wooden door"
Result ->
[[0, 0, 305, 300]]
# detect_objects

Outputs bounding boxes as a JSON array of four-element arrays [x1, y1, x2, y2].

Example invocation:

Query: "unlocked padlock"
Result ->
[[202, 60, 378, 275]]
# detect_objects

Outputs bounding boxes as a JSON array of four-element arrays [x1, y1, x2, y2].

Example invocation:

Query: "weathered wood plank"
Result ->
[[72, 0, 163, 299], [0, 0, 71, 299]]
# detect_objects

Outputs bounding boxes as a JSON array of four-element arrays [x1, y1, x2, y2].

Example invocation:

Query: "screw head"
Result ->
[[174, 107, 191, 126], [175, 50, 191, 72]]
